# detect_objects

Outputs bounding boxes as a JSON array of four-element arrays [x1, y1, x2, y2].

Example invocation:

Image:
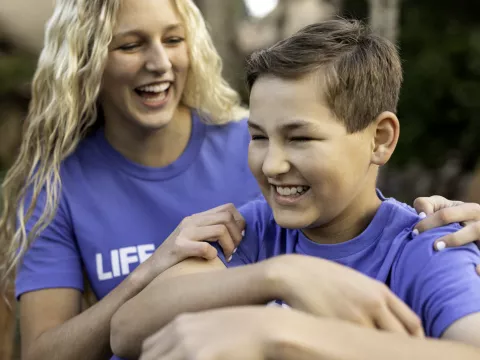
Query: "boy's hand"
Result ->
[[269, 254, 424, 337], [140, 307, 276, 360], [145, 203, 245, 277]]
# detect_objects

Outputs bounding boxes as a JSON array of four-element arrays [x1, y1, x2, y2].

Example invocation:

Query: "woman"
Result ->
[[0, 1, 479, 360]]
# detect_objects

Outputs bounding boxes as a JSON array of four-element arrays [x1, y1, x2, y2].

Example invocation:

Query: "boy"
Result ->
[[112, 19, 480, 359]]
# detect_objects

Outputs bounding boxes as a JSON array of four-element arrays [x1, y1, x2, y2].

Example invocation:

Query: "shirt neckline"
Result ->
[[93, 109, 207, 181]]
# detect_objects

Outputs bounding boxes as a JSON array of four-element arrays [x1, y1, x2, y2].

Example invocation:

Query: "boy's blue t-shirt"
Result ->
[[15, 111, 262, 301], [224, 195, 480, 338]]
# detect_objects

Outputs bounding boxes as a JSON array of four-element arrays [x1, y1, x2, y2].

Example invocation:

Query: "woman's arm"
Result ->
[[139, 306, 480, 360], [19, 203, 243, 360], [20, 260, 155, 360]]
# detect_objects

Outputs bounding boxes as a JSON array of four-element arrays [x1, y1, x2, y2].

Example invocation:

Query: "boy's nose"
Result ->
[[262, 146, 290, 178]]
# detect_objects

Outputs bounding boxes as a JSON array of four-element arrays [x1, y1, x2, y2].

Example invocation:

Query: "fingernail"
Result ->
[[241, 230, 245, 237], [227, 255, 233, 262], [412, 229, 419, 237], [419, 212, 427, 219], [233, 248, 237, 254], [435, 241, 446, 251]]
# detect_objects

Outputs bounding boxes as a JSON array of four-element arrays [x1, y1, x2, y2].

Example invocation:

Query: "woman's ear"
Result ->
[[371, 111, 400, 166]]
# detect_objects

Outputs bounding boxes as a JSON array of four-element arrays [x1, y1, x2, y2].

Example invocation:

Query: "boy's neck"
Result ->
[[302, 186, 382, 245]]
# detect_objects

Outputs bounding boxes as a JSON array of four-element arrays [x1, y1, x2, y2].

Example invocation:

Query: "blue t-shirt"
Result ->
[[224, 194, 480, 338], [16, 111, 261, 301]]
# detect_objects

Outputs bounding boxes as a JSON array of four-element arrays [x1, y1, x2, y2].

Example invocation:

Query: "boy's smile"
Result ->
[[248, 72, 384, 243]]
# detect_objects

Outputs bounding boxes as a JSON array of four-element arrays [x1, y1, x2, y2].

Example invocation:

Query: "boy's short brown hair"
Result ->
[[245, 19, 403, 133]]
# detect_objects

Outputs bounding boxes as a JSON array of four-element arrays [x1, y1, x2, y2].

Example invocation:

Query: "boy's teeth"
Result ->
[[275, 186, 309, 196], [137, 83, 170, 93]]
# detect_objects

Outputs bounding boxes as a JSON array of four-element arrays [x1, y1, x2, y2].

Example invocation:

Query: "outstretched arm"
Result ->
[[140, 306, 480, 360], [111, 254, 422, 359], [110, 257, 280, 359]]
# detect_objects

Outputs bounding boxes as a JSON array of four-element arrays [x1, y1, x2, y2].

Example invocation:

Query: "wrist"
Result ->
[[123, 257, 167, 296], [264, 309, 329, 360], [262, 255, 295, 303]]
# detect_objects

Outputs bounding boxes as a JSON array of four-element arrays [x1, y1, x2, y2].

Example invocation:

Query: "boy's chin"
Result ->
[[272, 210, 317, 230]]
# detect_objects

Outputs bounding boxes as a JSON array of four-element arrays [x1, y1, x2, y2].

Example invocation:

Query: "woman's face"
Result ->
[[100, 0, 190, 132]]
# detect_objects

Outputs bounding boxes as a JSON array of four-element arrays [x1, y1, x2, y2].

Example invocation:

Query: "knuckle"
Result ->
[[473, 221, 480, 236], [438, 208, 454, 224], [413, 197, 427, 208], [180, 216, 193, 228], [224, 202, 235, 210], [196, 242, 213, 257], [218, 224, 229, 237], [445, 234, 460, 247], [172, 313, 192, 331], [409, 315, 422, 331], [470, 202, 480, 214]]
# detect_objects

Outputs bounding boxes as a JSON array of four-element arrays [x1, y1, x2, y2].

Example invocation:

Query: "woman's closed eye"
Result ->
[[118, 43, 141, 51], [164, 37, 185, 45]]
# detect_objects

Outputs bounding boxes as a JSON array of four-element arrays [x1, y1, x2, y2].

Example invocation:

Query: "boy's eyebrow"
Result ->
[[281, 119, 314, 131], [247, 121, 264, 131], [113, 23, 184, 39], [248, 119, 315, 131]]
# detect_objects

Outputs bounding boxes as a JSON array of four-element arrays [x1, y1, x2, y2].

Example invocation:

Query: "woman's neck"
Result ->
[[103, 106, 192, 168]]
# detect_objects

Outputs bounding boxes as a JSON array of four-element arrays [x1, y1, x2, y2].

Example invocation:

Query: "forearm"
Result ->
[[111, 259, 279, 359], [268, 312, 480, 360], [24, 262, 156, 360]]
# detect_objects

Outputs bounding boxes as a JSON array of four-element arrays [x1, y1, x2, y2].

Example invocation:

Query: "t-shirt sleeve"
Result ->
[[391, 224, 480, 338], [15, 187, 83, 299], [215, 198, 272, 267]]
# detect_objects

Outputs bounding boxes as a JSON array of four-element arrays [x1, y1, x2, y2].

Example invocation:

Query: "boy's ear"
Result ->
[[370, 111, 400, 166]]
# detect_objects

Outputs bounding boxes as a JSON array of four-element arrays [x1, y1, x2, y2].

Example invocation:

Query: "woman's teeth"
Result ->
[[275, 186, 309, 196], [135, 83, 171, 101], [137, 83, 170, 93]]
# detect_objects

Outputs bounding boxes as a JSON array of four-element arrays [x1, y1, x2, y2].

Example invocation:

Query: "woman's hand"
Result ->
[[145, 203, 245, 276], [140, 306, 278, 360], [413, 196, 480, 253], [269, 254, 424, 337]]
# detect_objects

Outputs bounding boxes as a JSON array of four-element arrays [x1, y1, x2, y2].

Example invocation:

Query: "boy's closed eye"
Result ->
[[289, 136, 314, 142]]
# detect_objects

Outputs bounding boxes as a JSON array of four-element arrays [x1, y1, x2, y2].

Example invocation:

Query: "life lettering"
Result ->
[[96, 244, 155, 280]]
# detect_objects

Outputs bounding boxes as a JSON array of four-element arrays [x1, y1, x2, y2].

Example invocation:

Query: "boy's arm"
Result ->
[[110, 257, 280, 359], [443, 313, 480, 346], [140, 306, 480, 360], [111, 253, 425, 359]]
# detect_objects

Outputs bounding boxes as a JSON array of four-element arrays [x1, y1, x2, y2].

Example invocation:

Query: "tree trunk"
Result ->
[[194, 0, 247, 98], [368, 0, 400, 42]]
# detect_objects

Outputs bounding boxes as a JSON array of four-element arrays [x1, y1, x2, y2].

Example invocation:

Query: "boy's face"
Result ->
[[248, 72, 379, 231]]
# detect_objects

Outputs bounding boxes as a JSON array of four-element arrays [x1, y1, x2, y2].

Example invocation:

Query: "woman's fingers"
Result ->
[[413, 196, 464, 216], [188, 204, 245, 247], [429, 221, 480, 251], [415, 202, 480, 234], [181, 224, 236, 260]]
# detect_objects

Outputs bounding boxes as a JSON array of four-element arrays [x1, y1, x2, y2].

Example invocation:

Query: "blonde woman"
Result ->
[[0, 1, 479, 360]]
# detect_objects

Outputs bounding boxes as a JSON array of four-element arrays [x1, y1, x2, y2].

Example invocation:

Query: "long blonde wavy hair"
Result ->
[[0, 0, 248, 292]]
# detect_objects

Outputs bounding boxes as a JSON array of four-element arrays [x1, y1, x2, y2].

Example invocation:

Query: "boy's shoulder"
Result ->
[[385, 197, 480, 338]]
